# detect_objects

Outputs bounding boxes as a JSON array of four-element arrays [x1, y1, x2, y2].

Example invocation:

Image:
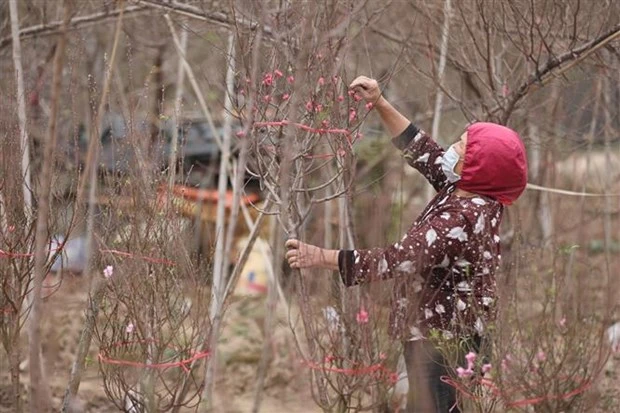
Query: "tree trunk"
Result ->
[[203, 32, 235, 410], [9, 0, 33, 217], [167, 23, 188, 196], [9, 314, 23, 413], [252, 217, 279, 413], [8, 3, 34, 406], [426, 0, 452, 202]]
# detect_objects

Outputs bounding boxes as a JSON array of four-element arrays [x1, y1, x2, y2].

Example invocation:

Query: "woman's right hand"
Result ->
[[285, 239, 339, 270], [349, 76, 382, 104]]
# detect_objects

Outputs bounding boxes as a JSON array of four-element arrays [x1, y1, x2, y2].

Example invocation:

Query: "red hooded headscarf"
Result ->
[[457, 122, 528, 205]]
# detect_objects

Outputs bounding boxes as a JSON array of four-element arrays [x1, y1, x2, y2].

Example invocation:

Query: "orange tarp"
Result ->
[[168, 185, 259, 208]]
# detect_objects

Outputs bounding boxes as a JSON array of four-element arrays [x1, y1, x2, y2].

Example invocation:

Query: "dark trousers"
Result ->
[[403, 337, 483, 413]]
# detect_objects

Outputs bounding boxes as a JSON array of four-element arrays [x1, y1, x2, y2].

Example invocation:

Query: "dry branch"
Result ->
[[499, 22, 620, 123], [0, 5, 148, 51], [139, 0, 275, 36]]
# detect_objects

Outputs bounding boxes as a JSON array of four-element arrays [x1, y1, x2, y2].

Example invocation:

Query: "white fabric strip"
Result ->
[[526, 183, 620, 197]]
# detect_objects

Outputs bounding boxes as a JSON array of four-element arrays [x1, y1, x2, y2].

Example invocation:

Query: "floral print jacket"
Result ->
[[339, 124, 503, 340]]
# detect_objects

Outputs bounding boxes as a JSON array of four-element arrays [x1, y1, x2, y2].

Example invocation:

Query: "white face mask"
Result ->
[[441, 144, 461, 183]]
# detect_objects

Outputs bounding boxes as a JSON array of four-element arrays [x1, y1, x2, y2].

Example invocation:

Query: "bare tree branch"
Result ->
[[499, 22, 620, 123], [0, 5, 147, 51]]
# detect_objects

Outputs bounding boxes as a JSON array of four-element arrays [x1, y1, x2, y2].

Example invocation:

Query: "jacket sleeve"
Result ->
[[339, 211, 471, 286], [392, 123, 449, 192]]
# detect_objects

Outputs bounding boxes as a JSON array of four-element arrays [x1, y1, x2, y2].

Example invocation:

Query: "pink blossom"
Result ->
[[349, 109, 357, 122], [482, 363, 492, 374], [103, 265, 114, 279], [318, 77, 325, 86], [236, 130, 246, 138], [353, 94, 362, 102], [314, 104, 323, 112], [379, 352, 387, 360], [263, 95, 271, 103], [501, 358, 510, 371], [8, 225, 15, 232], [337, 95, 344, 102], [355, 132, 363, 140], [537, 350, 546, 361], [287, 75, 295, 84], [465, 352, 477, 368], [559, 317, 566, 327], [324, 355, 335, 363], [456, 367, 473, 378], [332, 75, 339, 83], [347, 90, 355, 97], [365, 102, 373, 110], [356, 308, 369, 324], [262, 73, 273, 86], [274, 69, 283, 78], [239, 89, 245, 95], [282, 93, 290, 100], [305, 101, 314, 111], [389, 372, 399, 384], [321, 120, 330, 128], [502, 83, 509, 97], [126, 322, 135, 334]]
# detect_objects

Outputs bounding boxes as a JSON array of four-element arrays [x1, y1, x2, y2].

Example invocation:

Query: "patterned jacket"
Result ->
[[339, 124, 503, 340]]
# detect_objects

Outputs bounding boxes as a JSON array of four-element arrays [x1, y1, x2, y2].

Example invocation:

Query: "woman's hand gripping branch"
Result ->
[[285, 239, 339, 271], [349, 75, 411, 138]]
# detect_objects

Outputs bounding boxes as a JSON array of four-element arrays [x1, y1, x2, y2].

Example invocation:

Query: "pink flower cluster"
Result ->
[[456, 351, 492, 378], [103, 265, 113, 279], [356, 308, 369, 324], [305, 100, 324, 113], [501, 354, 511, 372], [262, 72, 274, 87]]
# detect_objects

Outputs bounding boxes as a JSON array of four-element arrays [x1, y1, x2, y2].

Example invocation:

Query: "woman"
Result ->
[[285, 76, 528, 412]]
